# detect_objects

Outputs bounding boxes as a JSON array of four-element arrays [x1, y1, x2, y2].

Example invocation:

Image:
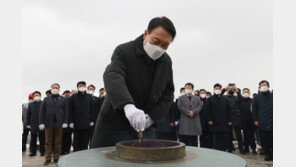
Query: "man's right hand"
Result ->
[[69, 123, 74, 129], [39, 124, 45, 131], [254, 121, 259, 126], [208, 121, 213, 125], [124, 104, 146, 132]]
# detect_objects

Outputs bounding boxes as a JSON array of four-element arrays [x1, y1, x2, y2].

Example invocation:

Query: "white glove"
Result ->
[[27, 125, 31, 129], [62, 123, 68, 128], [174, 121, 179, 126], [69, 123, 74, 129], [39, 124, 45, 131], [144, 114, 154, 129], [90, 122, 94, 126], [124, 104, 146, 132]]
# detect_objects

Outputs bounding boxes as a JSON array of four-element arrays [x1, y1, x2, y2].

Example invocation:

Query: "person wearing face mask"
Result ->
[[173, 87, 185, 140], [26, 91, 45, 157], [221, 84, 244, 153], [22, 93, 33, 152], [86, 85, 101, 147], [205, 83, 232, 151], [39, 83, 69, 165], [252, 80, 273, 161], [69, 81, 94, 152], [206, 92, 212, 99], [198, 89, 212, 148], [60, 90, 73, 155], [91, 17, 175, 148], [238, 88, 257, 154], [194, 90, 199, 96], [177, 83, 203, 146]]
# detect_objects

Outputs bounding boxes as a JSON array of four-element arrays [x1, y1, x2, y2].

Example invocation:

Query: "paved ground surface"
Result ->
[[22, 145, 273, 167]]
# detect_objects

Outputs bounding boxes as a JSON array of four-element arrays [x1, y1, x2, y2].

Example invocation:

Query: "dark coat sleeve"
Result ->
[[103, 46, 135, 110], [90, 96, 94, 122], [204, 98, 212, 122], [148, 66, 175, 124], [63, 98, 69, 124], [252, 96, 258, 122], [69, 97, 74, 124], [39, 99, 46, 125], [26, 103, 32, 126], [227, 99, 233, 123]]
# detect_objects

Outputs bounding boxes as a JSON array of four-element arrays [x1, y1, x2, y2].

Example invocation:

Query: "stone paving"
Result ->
[[22, 145, 273, 167]]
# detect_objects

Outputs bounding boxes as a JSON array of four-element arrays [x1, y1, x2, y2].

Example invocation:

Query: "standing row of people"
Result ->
[[22, 82, 105, 165]]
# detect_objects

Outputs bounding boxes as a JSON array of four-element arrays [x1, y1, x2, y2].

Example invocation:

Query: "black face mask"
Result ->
[[229, 90, 234, 95]]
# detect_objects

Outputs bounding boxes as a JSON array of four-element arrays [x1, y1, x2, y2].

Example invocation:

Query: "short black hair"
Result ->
[[88, 84, 96, 90], [243, 88, 250, 92], [51, 83, 60, 88], [63, 90, 70, 95], [185, 83, 194, 89], [214, 83, 222, 89], [200, 89, 206, 93], [77, 81, 86, 87], [33, 91, 41, 96], [206, 92, 212, 95], [259, 80, 270, 87], [99, 88, 105, 91], [180, 87, 185, 92], [147, 16, 176, 40], [46, 89, 51, 95]]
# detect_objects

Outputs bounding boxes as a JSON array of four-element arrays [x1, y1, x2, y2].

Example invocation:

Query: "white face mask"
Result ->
[[78, 87, 86, 92], [144, 41, 166, 61], [242, 93, 250, 98], [260, 86, 269, 92], [51, 89, 59, 95], [200, 94, 206, 99], [34, 96, 41, 101], [214, 89, 221, 95], [180, 92, 185, 96], [185, 89, 192, 95], [88, 90, 94, 95]]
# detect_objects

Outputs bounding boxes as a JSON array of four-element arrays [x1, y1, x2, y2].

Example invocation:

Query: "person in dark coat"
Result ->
[[39, 83, 69, 165], [91, 16, 176, 148], [239, 88, 257, 154], [69, 81, 94, 152], [177, 83, 203, 147], [173, 87, 185, 140], [22, 94, 33, 152], [60, 90, 72, 155], [199, 89, 212, 148], [87, 84, 103, 146], [221, 84, 244, 153], [205, 83, 232, 151], [156, 101, 177, 140], [252, 80, 273, 161], [26, 91, 45, 157]]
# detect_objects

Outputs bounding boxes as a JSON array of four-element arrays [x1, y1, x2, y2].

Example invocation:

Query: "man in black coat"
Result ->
[[39, 83, 69, 165], [239, 88, 257, 154], [199, 89, 212, 148], [26, 91, 45, 157], [205, 83, 232, 151], [252, 80, 273, 161], [69, 81, 94, 151], [91, 16, 176, 148], [60, 90, 72, 155]]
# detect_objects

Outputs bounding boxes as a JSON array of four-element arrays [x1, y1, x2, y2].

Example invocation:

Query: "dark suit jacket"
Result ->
[[39, 94, 69, 128]]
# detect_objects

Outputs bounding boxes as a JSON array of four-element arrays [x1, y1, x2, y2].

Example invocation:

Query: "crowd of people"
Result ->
[[22, 79, 273, 165], [22, 82, 105, 165]]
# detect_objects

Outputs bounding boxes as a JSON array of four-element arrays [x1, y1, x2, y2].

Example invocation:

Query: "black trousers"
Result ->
[[89, 126, 94, 148], [30, 131, 45, 154], [260, 130, 273, 157], [156, 131, 176, 141], [179, 135, 198, 147], [233, 126, 244, 151], [73, 129, 90, 152], [200, 130, 213, 148], [61, 127, 73, 153], [212, 132, 228, 151], [22, 126, 30, 151], [227, 126, 234, 151], [242, 127, 256, 150]]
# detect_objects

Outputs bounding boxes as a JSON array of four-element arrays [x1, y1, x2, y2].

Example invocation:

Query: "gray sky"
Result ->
[[22, 0, 273, 102]]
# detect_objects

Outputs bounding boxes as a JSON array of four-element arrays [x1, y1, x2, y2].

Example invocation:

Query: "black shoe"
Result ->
[[264, 155, 273, 161], [43, 160, 51, 165], [40, 153, 45, 156], [227, 149, 232, 153], [54, 159, 59, 163], [252, 149, 257, 154], [244, 148, 249, 153], [60, 152, 65, 155], [239, 150, 245, 154], [29, 153, 36, 157]]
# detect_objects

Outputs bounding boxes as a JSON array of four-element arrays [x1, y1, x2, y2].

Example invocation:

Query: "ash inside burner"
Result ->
[[121, 140, 180, 148]]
